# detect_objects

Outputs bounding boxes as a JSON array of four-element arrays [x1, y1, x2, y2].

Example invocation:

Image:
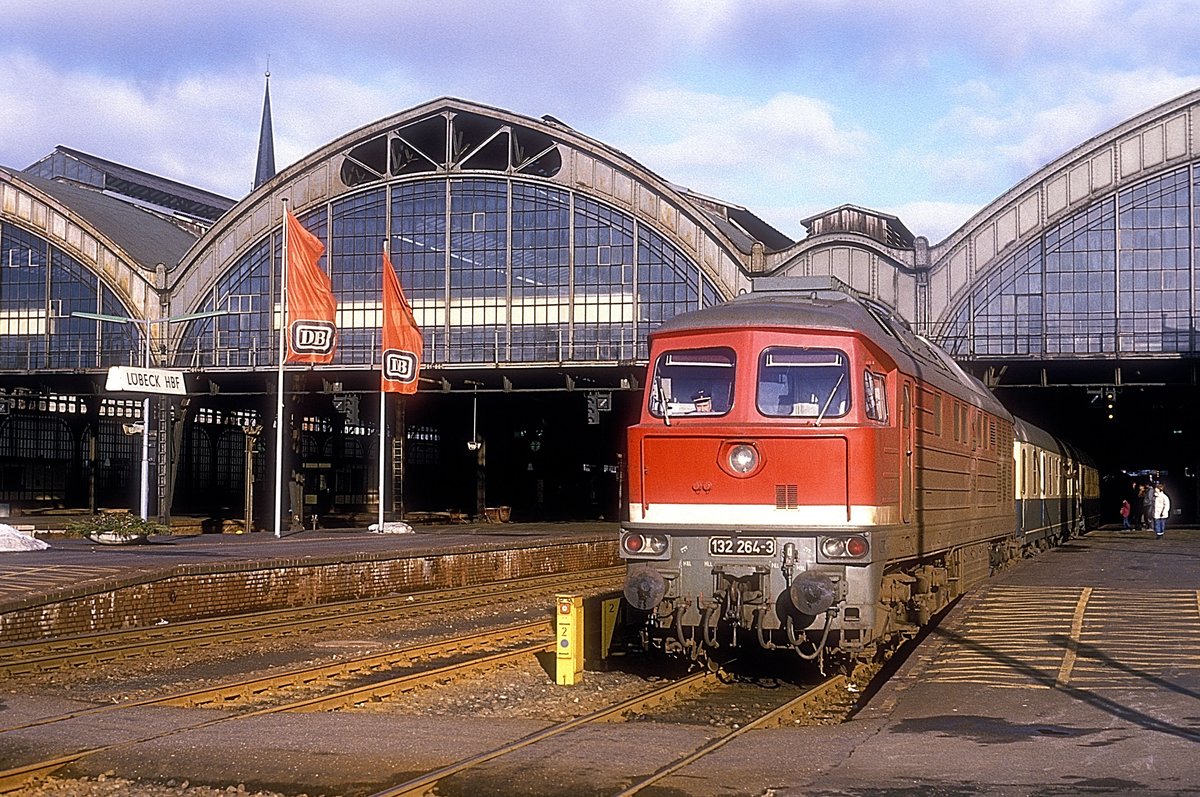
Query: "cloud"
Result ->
[[928, 67, 1200, 201], [658, 0, 744, 44], [0, 53, 267, 196], [883, 200, 983, 246], [997, 69, 1200, 173], [603, 85, 872, 207], [0, 1, 682, 119], [268, 71, 424, 171], [4, 0, 1198, 252], [0, 50, 432, 198]]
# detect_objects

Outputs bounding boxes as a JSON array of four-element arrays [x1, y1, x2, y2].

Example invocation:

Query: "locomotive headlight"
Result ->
[[821, 537, 846, 558], [728, 444, 759, 474]]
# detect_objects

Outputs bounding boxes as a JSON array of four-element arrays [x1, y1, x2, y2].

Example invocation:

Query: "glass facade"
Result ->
[[177, 176, 718, 369], [940, 166, 1196, 358], [0, 222, 140, 370], [6, 163, 1200, 375], [10, 113, 1200, 382]]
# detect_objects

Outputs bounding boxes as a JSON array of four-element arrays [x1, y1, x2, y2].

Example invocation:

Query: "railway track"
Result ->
[[0, 620, 558, 792], [1, 562, 858, 796], [0, 566, 622, 677], [368, 672, 847, 797], [612, 674, 847, 796], [2, 629, 849, 796]]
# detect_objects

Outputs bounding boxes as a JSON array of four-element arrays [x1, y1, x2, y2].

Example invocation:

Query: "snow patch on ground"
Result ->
[[0, 523, 49, 551], [368, 521, 414, 534]]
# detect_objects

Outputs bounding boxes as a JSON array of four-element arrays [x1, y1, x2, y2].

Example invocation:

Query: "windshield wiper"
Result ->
[[815, 373, 845, 427], [654, 375, 672, 427]]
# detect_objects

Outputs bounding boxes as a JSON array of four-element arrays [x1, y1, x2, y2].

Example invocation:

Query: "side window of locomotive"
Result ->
[[649, 347, 735, 416], [863, 370, 888, 423], [756, 347, 849, 418]]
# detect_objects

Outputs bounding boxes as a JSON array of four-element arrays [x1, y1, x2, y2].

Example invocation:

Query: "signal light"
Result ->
[[846, 536, 869, 557], [820, 534, 870, 560], [621, 532, 668, 556]]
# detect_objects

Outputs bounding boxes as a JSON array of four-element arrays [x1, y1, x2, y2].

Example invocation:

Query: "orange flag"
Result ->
[[381, 249, 422, 394], [284, 211, 336, 363]]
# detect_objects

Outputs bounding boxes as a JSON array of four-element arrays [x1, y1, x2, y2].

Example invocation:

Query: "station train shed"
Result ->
[[3, 87, 1200, 526]]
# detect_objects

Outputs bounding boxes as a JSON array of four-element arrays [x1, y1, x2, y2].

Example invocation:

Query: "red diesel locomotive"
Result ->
[[620, 278, 1097, 665]]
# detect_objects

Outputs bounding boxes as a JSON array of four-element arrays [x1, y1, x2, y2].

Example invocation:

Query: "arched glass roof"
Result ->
[[340, 109, 563, 186], [937, 165, 1197, 359], [171, 99, 744, 374], [176, 176, 720, 370]]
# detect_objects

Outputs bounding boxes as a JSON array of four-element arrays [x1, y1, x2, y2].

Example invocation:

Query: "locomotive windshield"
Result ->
[[756, 347, 850, 419], [649, 347, 735, 418]]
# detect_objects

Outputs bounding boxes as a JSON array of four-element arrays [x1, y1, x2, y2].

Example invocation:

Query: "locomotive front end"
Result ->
[[621, 316, 896, 663]]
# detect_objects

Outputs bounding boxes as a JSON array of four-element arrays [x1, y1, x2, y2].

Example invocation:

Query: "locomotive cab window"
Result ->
[[649, 347, 735, 417], [756, 347, 849, 418], [864, 370, 888, 422]]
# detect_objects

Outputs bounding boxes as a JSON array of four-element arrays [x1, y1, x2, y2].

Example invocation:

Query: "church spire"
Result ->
[[253, 69, 276, 190]]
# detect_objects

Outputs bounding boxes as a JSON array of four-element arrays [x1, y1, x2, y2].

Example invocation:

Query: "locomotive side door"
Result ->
[[901, 381, 914, 524]]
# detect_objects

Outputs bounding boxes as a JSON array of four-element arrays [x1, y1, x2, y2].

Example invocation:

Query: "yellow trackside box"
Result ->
[[555, 594, 584, 685]]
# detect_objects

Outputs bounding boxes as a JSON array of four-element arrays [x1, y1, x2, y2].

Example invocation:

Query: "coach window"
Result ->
[[649, 347, 735, 416], [756, 347, 849, 418], [863, 370, 888, 422]]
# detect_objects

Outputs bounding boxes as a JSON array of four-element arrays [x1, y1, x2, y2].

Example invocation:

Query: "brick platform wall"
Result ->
[[0, 539, 620, 642]]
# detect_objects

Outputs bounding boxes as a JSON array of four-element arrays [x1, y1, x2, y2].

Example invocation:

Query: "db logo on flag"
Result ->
[[384, 349, 418, 382], [290, 321, 335, 355]]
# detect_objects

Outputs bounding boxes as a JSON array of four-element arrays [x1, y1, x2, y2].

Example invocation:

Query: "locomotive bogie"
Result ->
[[623, 529, 886, 652]]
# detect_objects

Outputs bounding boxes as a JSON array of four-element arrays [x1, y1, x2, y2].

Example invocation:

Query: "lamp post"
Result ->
[[243, 424, 262, 533], [73, 309, 227, 519]]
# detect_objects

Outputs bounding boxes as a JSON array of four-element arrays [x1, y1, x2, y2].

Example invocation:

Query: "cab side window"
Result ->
[[863, 370, 888, 422]]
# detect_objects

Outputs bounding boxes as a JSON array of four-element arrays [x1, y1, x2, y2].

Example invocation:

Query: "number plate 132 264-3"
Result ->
[[709, 536, 776, 556]]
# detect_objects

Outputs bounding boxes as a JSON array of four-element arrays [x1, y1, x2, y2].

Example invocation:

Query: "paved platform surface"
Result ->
[[0, 520, 618, 614], [791, 524, 1200, 796]]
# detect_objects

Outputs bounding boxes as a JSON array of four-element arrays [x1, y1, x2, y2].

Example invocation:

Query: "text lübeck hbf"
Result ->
[[123, 371, 180, 391]]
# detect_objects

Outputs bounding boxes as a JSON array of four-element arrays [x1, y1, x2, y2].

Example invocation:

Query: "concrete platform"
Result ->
[[781, 524, 1200, 796], [0, 521, 620, 642]]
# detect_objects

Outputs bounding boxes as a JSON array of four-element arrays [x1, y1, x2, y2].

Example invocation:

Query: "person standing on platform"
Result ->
[[1142, 484, 1155, 531], [1153, 484, 1171, 538], [1120, 498, 1132, 530]]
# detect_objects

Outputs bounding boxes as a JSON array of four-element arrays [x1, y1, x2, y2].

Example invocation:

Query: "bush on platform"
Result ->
[[65, 513, 167, 543]]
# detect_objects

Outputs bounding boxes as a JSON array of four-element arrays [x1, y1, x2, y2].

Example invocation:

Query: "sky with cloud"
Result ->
[[1, 0, 1198, 245]]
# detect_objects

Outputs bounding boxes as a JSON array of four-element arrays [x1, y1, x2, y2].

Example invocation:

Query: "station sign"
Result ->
[[105, 366, 187, 396]]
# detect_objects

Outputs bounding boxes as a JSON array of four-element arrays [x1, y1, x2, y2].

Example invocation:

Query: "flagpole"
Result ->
[[378, 239, 388, 532], [379, 239, 419, 530], [273, 199, 289, 539], [378, 362, 387, 530]]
